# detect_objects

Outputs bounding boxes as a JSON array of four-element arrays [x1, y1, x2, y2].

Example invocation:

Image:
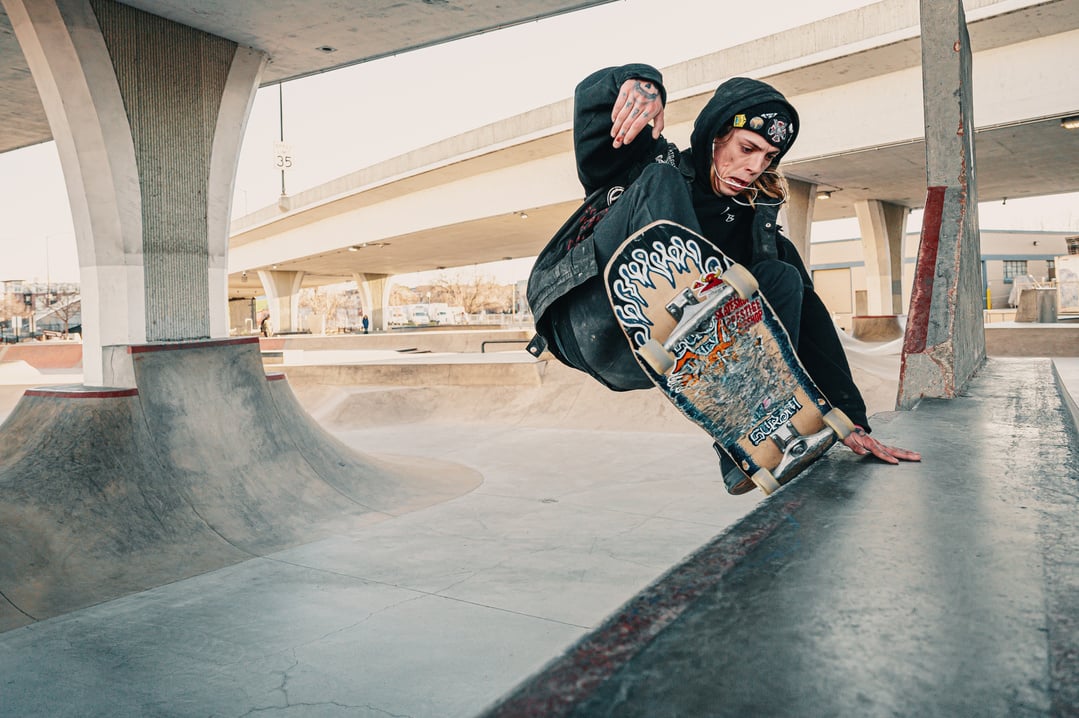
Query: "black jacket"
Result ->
[[529, 64, 870, 430]]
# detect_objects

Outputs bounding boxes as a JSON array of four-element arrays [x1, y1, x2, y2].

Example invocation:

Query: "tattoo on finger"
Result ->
[[633, 80, 659, 101]]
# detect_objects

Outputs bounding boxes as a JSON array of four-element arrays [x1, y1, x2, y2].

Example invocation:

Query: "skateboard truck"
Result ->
[[768, 422, 834, 483], [639, 264, 758, 375], [663, 265, 758, 353], [663, 285, 737, 347], [665, 288, 701, 322]]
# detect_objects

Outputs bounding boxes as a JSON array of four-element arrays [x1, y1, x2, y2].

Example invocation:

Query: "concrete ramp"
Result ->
[[0, 338, 479, 632], [0, 386, 248, 631], [480, 358, 1079, 717]]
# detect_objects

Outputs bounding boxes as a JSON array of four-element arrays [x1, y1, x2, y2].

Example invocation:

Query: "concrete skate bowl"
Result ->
[[0, 338, 480, 632]]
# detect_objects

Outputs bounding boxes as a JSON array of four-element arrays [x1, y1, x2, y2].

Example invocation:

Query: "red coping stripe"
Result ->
[[265, 373, 286, 381], [484, 498, 805, 717], [127, 336, 259, 353], [25, 387, 139, 399], [903, 185, 946, 356]]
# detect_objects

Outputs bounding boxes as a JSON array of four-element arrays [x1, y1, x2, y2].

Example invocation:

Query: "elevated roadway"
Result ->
[[227, 0, 1079, 315], [0, 0, 614, 152]]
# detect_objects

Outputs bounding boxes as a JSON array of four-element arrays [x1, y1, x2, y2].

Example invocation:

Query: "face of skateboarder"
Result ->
[[710, 128, 780, 197]]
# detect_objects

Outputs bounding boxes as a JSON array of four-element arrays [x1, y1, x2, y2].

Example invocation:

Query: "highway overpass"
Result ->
[[226, 0, 1079, 331]]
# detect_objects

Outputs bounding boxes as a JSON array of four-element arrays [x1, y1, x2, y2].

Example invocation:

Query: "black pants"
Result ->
[[548, 163, 808, 391]]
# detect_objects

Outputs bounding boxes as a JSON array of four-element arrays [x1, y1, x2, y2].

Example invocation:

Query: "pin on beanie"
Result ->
[[730, 100, 796, 153]]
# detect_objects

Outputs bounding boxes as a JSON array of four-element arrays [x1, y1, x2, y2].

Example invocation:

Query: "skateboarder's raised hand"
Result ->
[[611, 78, 665, 148], [842, 427, 922, 464]]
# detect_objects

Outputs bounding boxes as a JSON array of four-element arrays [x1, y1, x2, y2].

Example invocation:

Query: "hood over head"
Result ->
[[689, 77, 800, 193]]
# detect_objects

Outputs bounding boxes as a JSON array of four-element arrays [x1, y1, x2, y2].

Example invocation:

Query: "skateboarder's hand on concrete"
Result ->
[[842, 427, 922, 464], [611, 78, 665, 148]]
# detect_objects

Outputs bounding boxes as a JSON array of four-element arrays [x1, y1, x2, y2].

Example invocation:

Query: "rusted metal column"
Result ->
[[897, 0, 986, 410]]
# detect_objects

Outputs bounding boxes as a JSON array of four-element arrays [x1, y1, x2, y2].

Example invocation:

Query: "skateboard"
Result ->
[[604, 220, 853, 495]]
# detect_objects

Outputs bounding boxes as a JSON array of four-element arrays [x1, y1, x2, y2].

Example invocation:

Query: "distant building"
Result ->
[[809, 229, 1078, 330]]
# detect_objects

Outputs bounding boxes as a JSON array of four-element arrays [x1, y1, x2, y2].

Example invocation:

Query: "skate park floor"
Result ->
[[0, 334, 1077, 717]]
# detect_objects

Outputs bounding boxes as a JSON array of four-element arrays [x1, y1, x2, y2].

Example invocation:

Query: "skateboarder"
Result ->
[[527, 63, 919, 490]]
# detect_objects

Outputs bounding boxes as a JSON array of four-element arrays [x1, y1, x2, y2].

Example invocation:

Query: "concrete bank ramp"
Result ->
[[299, 358, 699, 435], [272, 326, 904, 435], [480, 358, 1079, 717], [0, 338, 479, 632]]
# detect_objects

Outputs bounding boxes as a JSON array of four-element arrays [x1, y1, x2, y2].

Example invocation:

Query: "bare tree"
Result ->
[[433, 270, 508, 313], [298, 287, 342, 333], [47, 291, 81, 336], [390, 285, 420, 306]]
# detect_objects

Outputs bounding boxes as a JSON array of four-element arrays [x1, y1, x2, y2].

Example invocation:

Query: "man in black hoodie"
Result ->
[[527, 64, 919, 492]]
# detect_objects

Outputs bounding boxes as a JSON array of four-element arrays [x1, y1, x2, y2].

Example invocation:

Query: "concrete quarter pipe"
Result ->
[[0, 337, 479, 632]]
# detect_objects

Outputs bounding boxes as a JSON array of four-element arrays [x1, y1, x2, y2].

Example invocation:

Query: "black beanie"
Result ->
[[730, 100, 796, 153]]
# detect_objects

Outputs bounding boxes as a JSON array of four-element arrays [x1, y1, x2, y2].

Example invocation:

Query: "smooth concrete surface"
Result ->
[[986, 321, 1079, 357], [0, 338, 475, 631], [259, 328, 534, 354], [851, 314, 904, 341], [0, 340, 1075, 716], [276, 352, 547, 387], [1054, 357, 1079, 431], [482, 358, 1079, 717], [1015, 287, 1060, 323], [0, 377, 759, 717]]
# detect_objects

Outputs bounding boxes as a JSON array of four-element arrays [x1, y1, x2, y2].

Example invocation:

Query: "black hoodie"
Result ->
[[531, 64, 869, 429]]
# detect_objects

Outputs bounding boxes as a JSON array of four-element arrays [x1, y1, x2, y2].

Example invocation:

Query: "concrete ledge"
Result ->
[[259, 329, 533, 354], [1053, 358, 1079, 435], [276, 359, 545, 387], [985, 322, 1079, 357], [1015, 287, 1059, 323], [480, 358, 1079, 717]]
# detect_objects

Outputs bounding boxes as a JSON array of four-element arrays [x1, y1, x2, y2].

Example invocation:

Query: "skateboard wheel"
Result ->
[[823, 407, 855, 440], [751, 468, 781, 495], [721, 264, 758, 300], [639, 339, 675, 374]]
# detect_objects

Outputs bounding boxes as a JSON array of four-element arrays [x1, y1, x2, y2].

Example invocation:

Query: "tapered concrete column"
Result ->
[[854, 199, 909, 315], [897, 0, 986, 409], [258, 270, 304, 334], [2, 0, 265, 386], [781, 178, 816, 264], [352, 273, 391, 331]]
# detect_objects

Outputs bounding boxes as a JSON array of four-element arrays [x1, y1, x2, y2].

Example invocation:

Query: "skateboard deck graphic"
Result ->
[[603, 220, 852, 494]]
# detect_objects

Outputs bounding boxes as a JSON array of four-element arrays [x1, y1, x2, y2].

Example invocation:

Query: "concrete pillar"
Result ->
[[854, 199, 909, 315], [2, 0, 265, 386], [352, 273, 390, 331], [228, 297, 256, 334], [897, 0, 987, 410], [781, 178, 816, 265], [258, 270, 303, 334]]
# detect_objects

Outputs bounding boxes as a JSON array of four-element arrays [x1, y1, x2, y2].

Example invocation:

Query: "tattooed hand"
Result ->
[[842, 426, 922, 464], [611, 78, 665, 148]]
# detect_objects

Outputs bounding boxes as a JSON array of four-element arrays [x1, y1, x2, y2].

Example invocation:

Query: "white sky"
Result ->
[[1, 0, 1077, 285]]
